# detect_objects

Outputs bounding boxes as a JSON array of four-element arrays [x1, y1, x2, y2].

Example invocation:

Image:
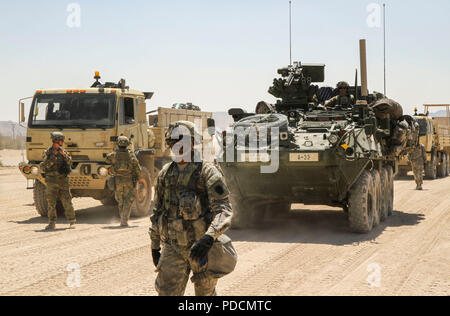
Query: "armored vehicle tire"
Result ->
[[348, 170, 376, 234], [33, 180, 65, 217], [371, 170, 381, 227], [131, 167, 153, 217], [425, 156, 437, 179], [385, 166, 394, 216], [379, 168, 390, 222]]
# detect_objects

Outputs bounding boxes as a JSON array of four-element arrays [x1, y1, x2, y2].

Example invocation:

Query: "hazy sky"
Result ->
[[1, 0, 450, 121]]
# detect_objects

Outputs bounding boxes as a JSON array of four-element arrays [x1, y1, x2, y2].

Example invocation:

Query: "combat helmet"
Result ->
[[51, 132, 65, 142], [336, 81, 350, 89], [165, 121, 202, 146], [117, 136, 131, 148]]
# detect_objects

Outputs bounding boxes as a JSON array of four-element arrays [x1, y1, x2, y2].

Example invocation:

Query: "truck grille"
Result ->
[[69, 176, 91, 188]]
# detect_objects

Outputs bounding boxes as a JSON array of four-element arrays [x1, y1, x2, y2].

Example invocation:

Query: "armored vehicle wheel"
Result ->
[[33, 180, 65, 217], [131, 167, 153, 217], [235, 113, 288, 130], [371, 169, 381, 227], [425, 156, 437, 179], [348, 170, 376, 233], [100, 196, 118, 206], [437, 153, 446, 178], [385, 166, 394, 216], [379, 168, 390, 222]]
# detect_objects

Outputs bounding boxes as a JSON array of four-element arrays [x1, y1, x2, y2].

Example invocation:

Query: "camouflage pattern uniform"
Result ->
[[408, 143, 427, 190], [150, 161, 233, 296], [325, 81, 355, 109], [106, 137, 141, 226], [41, 135, 76, 226]]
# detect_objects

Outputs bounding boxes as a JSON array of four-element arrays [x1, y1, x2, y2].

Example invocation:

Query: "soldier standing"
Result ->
[[41, 132, 76, 230], [150, 121, 234, 296], [106, 136, 142, 227], [325, 81, 355, 109], [408, 137, 427, 190]]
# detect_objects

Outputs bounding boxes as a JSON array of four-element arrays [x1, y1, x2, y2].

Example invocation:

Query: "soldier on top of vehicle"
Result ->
[[324, 81, 355, 109]]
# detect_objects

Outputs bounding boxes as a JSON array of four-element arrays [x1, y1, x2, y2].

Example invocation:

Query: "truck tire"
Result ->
[[379, 168, 390, 222], [425, 155, 437, 179], [445, 154, 449, 177], [437, 153, 446, 178], [131, 167, 153, 217], [33, 180, 65, 218], [348, 170, 376, 233], [371, 169, 381, 227]]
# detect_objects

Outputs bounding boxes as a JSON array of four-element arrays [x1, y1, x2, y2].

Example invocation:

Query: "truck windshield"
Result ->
[[29, 94, 116, 129], [417, 119, 428, 136]]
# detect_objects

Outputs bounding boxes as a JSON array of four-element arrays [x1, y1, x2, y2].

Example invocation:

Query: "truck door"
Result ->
[[118, 96, 140, 150]]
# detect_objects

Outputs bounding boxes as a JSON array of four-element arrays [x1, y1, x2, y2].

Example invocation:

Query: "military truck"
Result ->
[[398, 105, 450, 178], [219, 40, 407, 233], [18, 72, 212, 218]]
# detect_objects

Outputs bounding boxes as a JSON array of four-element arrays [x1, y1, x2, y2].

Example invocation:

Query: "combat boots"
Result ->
[[416, 185, 423, 191], [45, 222, 56, 231], [68, 222, 76, 229]]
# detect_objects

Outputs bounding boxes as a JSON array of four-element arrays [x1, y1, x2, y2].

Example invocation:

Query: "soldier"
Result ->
[[325, 81, 355, 109], [408, 136, 427, 190], [41, 132, 76, 230], [106, 136, 142, 227], [150, 121, 233, 296]]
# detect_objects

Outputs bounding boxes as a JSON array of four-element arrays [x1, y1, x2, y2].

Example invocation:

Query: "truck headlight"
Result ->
[[23, 166, 31, 174], [31, 166, 39, 175], [98, 167, 109, 177]]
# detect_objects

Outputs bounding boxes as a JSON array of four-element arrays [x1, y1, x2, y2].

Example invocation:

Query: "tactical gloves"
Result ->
[[152, 248, 161, 267], [190, 235, 214, 262]]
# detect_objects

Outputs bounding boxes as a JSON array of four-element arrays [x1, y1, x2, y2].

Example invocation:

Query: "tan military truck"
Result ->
[[398, 104, 450, 179], [18, 73, 212, 217]]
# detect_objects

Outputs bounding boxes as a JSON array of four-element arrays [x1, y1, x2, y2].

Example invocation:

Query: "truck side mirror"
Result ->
[[20, 102, 25, 123]]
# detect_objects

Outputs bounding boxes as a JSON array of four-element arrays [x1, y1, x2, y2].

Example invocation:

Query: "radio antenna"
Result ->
[[289, 1, 292, 65], [383, 3, 387, 96]]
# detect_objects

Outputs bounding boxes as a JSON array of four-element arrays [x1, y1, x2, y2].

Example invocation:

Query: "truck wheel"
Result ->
[[425, 155, 437, 179], [379, 168, 390, 222], [131, 167, 153, 217], [437, 153, 445, 178], [348, 170, 376, 233], [371, 170, 381, 227], [33, 181, 65, 217]]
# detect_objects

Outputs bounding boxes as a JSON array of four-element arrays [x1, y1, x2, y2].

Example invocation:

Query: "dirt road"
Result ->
[[0, 167, 449, 296]]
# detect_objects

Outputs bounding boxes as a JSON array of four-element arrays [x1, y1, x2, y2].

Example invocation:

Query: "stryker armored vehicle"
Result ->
[[18, 72, 212, 218], [220, 40, 406, 233]]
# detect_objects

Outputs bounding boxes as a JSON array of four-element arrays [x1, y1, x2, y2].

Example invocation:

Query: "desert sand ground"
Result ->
[[0, 162, 449, 296]]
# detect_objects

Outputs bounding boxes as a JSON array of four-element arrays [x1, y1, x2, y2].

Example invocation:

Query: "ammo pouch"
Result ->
[[207, 234, 238, 279], [58, 161, 71, 176], [106, 176, 116, 191]]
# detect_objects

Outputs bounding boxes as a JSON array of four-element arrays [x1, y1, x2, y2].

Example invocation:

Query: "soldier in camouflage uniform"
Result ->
[[41, 132, 76, 230], [324, 81, 355, 109], [106, 136, 142, 227], [150, 121, 233, 296], [408, 137, 427, 190]]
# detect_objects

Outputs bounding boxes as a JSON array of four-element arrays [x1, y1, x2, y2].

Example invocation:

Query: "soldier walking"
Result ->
[[150, 121, 234, 296], [41, 132, 76, 230], [408, 136, 427, 190], [106, 136, 141, 227]]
